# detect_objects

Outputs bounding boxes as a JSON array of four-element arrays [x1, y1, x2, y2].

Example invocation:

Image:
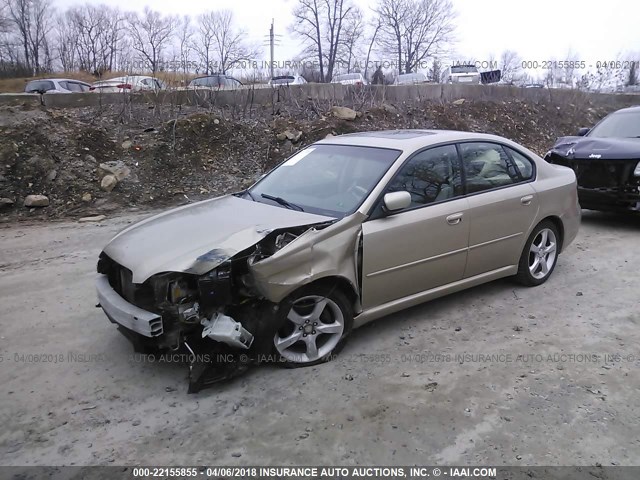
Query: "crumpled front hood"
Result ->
[[103, 195, 333, 283], [550, 136, 640, 160]]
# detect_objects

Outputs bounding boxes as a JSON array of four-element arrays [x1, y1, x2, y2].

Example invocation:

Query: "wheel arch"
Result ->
[[540, 215, 565, 252], [296, 276, 361, 314]]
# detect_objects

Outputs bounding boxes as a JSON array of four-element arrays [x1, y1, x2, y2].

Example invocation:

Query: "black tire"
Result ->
[[514, 220, 561, 287], [273, 283, 353, 368]]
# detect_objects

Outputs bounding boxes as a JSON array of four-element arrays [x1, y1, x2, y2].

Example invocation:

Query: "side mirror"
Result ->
[[383, 191, 411, 212], [577, 127, 590, 136]]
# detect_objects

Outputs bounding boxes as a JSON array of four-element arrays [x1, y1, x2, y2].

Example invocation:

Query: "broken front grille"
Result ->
[[101, 255, 157, 312], [553, 157, 636, 189]]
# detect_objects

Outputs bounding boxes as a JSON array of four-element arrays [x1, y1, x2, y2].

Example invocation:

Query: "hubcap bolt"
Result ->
[[303, 333, 307, 337], [313, 322, 317, 326], [312, 330, 316, 334]]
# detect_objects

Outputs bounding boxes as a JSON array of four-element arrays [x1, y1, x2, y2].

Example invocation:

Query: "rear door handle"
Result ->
[[520, 195, 533, 206], [446, 213, 464, 225]]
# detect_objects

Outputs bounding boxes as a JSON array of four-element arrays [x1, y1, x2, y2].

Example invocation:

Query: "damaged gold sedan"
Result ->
[[96, 130, 580, 391]]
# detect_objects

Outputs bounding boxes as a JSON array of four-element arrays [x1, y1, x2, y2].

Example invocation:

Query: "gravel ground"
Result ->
[[0, 210, 638, 466]]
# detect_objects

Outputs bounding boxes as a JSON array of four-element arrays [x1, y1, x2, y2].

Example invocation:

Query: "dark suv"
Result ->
[[545, 106, 640, 213]]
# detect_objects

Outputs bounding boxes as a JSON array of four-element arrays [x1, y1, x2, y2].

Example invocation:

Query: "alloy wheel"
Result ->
[[528, 228, 557, 280], [274, 295, 345, 363]]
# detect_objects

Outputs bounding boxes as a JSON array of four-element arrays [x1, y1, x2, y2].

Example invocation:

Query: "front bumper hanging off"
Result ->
[[96, 275, 277, 393]]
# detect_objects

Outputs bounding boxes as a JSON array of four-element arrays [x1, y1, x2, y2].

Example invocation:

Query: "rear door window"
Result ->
[[504, 147, 535, 180], [66, 82, 84, 92], [458, 142, 526, 193]]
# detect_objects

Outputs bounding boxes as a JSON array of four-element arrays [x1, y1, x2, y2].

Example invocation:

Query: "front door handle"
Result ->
[[446, 212, 464, 225], [520, 195, 533, 206]]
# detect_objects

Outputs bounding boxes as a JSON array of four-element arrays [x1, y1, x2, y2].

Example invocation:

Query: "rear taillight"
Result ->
[[116, 83, 132, 89], [356, 81, 362, 86]]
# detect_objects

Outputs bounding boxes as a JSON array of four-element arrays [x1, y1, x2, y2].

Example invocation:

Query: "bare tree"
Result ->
[[54, 11, 77, 71], [126, 7, 177, 74], [628, 62, 638, 86], [543, 59, 562, 89], [176, 15, 192, 76], [193, 10, 257, 75], [292, 0, 355, 82], [621, 51, 639, 87], [0, 4, 10, 33], [60, 5, 123, 74], [6, 0, 53, 73], [363, 18, 382, 79], [292, 0, 324, 80], [427, 57, 441, 82], [338, 7, 364, 73], [499, 50, 522, 84], [375, 0, 455, 74], [193, 11, 216, 74], [210, 10, 258, 74]]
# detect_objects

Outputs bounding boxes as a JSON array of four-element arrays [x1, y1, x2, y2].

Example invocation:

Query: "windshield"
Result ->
[[451, 65, 478, 74], [587, 111, 640, 138], [249, 144, 401, 217]]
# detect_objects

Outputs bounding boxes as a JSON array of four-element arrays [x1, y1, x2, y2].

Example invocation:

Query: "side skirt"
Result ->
[[353, 265, 518, 328]]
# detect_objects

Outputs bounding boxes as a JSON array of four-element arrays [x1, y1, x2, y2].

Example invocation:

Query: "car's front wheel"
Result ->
[[515, 220, 560, 286], [273, 285, 353, 367]]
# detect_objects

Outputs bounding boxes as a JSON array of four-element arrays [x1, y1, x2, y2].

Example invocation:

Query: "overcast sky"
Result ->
[[56, 0, 640, 73]]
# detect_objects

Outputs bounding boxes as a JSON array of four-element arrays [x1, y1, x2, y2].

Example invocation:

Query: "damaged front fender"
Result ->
[[248, 212, 365, 305]]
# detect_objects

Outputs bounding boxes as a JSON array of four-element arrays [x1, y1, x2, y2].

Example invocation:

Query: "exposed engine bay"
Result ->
[[96, 221, 344, 392]]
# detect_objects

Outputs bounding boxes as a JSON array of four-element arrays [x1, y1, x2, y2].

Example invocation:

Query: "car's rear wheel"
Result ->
[[515, 221, 560, 286], [273, 285, 353, 367]]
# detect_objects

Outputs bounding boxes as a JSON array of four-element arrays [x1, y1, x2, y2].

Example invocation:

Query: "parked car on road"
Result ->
[[90, 76, 164, 93], [331, 73, 368, 86], [394, 72, 428, 85], [545, 106, 640, 213], [96, 129, 580, 390], [442, 64, 482, 84], [268, 75, 307, 86], [25, 78, 92, 94], [187, 75, 243, 90]]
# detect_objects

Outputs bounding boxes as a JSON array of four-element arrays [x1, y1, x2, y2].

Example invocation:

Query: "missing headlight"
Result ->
[[168, 278, 195, 304], [198, 262, 232, 311]]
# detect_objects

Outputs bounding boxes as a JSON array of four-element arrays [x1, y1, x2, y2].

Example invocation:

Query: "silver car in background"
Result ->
[[96, 130, 580, 389], [268, 75, 307, 86], [442, 64, 482, 84], [90, 75, 164, 93], [394, 72, 428, 85], [25, 78, 92, 94], [187, 75, 243, 90], [331, 73, 369, 86]]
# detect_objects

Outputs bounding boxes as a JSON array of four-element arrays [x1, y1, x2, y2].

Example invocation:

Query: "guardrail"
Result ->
[[0, 83, 637, 109]]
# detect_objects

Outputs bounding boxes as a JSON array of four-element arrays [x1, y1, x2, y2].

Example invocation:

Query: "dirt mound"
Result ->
[[0, 96, 632, 222]]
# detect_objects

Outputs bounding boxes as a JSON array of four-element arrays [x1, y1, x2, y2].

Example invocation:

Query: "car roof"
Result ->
[[193, 74, 229, 79], [315, 129, 519, 150], [612, 105, 640, 113], [97, 75, 153, 81], [28, 78, 87, 83]]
